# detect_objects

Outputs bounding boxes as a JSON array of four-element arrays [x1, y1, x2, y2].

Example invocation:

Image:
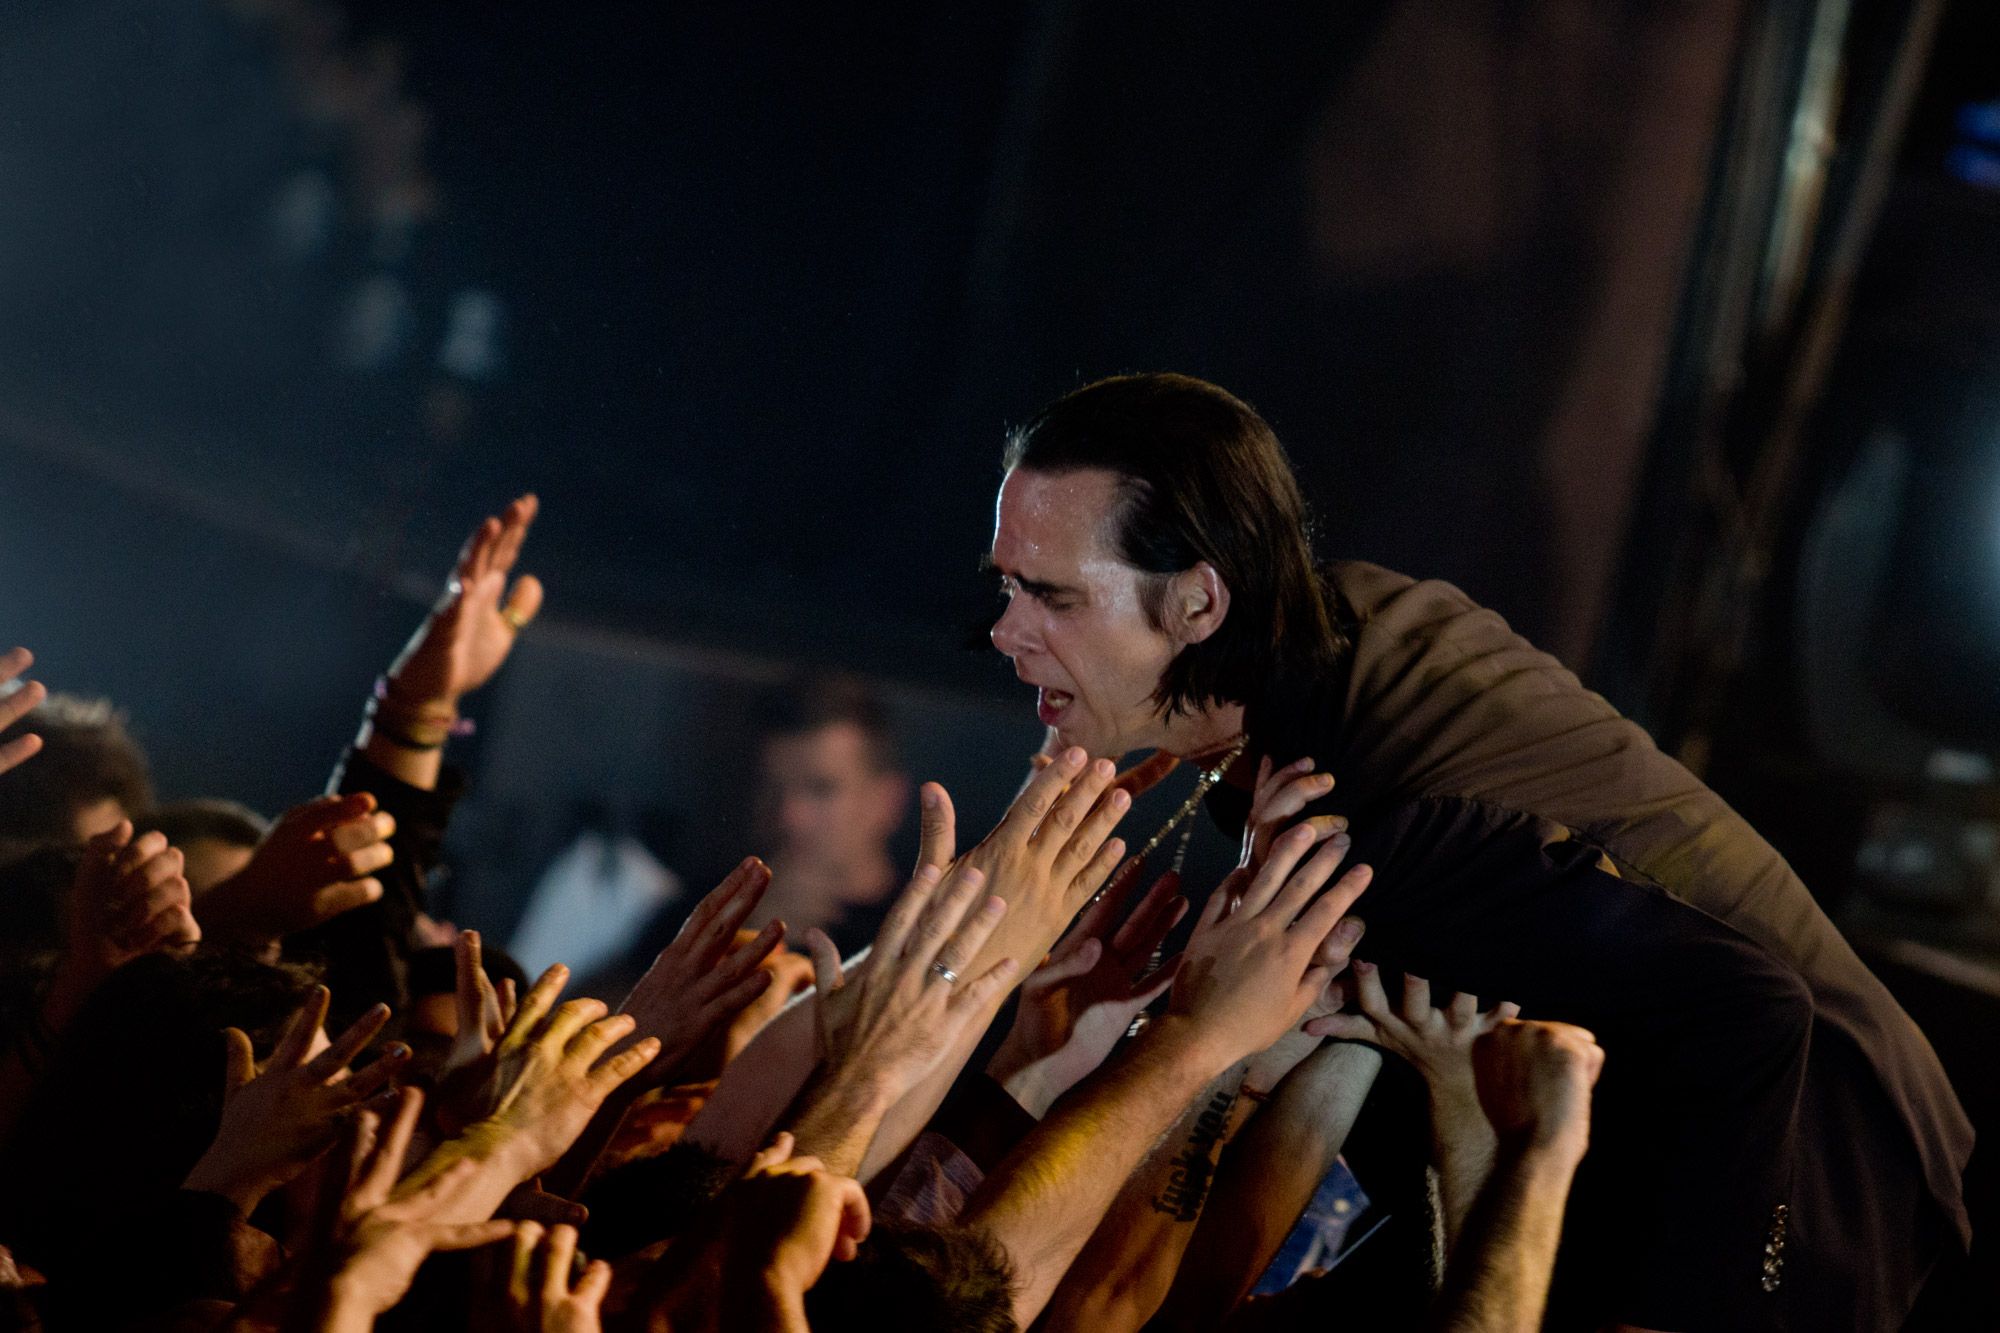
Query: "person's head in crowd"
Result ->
[[398, 941, 528, 1086], [138, 799, 269, 895], [806, 1223, 1017, 1333], [2, 952, 319, 1263], [750, 675, 909, 945], [991, 373, 1348, 759], [0, 694, 153, 856]]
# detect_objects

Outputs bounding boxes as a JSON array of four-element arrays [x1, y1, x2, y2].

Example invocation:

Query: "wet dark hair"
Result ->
[[1, 952, 321, 1277], [1003, 373, 1348, 721], [806, 1223, 1017, 1332], [0, 693, 154, 854], [753, 674, 901, 775]]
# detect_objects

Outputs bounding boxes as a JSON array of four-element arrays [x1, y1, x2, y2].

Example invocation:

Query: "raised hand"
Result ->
[[43, 821, 198, 1025], [803, 863, 1017, 1101], [1237, 755, 1347, 875], [1472, 1020, 1604, 1160], [617, 857, 785, 1086], [1306, 963, 1520, 1092], [433, 930, 518, 1133], [385, 494, 543, 713], [182, 987, 411, 1215], [915, 748, 1134, 974], [1166, 824, 1372, 1069], [459, 965, 660, 1177], [305, 1088, 515, 1328], [988, 866, 1186, 1116], [196, 793, 394, 949], [0, 647, 46, 776], [496, 1222, 613, 1333]]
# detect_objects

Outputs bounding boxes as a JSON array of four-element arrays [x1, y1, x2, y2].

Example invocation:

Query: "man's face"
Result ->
[[757, 722, 905, 893], [989, 467, 1181, 759]]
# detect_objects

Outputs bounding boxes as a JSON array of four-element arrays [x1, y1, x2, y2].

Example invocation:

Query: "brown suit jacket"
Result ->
[[1220, 562, 1972, 1329]]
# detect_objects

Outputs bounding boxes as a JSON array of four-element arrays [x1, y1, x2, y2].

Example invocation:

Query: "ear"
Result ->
[[1167, 563, 1231, 647]]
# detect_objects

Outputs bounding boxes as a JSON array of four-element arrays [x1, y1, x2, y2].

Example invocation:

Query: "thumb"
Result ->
[[221, 1027, 256, 1095], [803, 928, 844, 995], [284, 792, 377, 837], [1303, 1013, 1376, 1041], [916, 782, 956, 872], [1035, 936, 1102, 986], [313, 878, 385, 924]]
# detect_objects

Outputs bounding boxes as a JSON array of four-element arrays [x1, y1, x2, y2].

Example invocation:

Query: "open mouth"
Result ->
[[1037, 688, 1074, 726]]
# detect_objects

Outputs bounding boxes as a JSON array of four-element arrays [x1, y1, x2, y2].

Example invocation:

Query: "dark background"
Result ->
[[1, 12, 1999, 1314]]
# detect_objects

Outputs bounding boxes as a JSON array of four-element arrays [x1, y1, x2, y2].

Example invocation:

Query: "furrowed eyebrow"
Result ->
[[982, 555, 1076, 601]]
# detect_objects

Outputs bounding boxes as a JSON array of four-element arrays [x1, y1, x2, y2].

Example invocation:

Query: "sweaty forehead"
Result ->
[[991, 467, 1126, 570]]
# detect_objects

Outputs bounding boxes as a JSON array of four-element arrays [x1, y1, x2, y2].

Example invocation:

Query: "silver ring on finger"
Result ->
[[930, 961, 959, 985]]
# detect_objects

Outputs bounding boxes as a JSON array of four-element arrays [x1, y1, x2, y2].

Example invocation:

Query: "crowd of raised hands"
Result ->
[[0, 499, 1606, 1332]]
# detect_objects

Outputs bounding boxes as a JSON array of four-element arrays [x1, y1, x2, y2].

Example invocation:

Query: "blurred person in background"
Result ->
[[0, 694, 153, 861], [747, 675, 911, 958], [138, 799, 269, 896]]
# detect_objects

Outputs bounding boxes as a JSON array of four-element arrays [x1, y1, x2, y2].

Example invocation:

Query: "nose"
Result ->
[[990, 596, 1039, 658]]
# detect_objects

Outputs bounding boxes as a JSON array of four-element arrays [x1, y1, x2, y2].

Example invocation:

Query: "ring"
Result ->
[[930, 961, 959, 985], [499, 607, 529, 633]]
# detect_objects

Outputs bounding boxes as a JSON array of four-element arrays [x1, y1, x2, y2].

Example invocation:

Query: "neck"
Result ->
[[1162, 702, 1247, 768]]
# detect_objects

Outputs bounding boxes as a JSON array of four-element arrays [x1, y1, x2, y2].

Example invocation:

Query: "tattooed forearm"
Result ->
[[1152, 1086, 1239, 1222]]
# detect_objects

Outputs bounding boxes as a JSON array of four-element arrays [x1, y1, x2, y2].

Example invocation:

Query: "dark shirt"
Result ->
[[1210, 562, 1973, 1331]]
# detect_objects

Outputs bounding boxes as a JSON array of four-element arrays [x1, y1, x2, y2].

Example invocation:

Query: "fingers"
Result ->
[[1035, 936, 1102, 986], [995, 747, 1087, 846], [221, 1027, 256, 1095], [310, 877, 385, 924], [572, 1257, 613, 1308], [541, 997, 613, 1052], [541, 1222, 579, 1305], [0, 732, 42, 776], [508, 1220, 544, 1308], [678, 857, 770, 946], [498, 977, 518, 1029], [502, 574, 544, 632], [1268, 833, 1354, 922], [588, 1035, 659, 1094], [872, 863, 946, 964], [355, 1086, 426, 1204], [831, 1175, 872, 1261], [1110, 872, 1185, 961], [435, 1220, 517, 1253], [341, 1042, 413, 1102], [273, 986, 332, 1071], [286, 792, 379, 839], [748, 1131, 796, 1176], [692, 869, 776, 971], [111, 828, 170, 879], [1494, 1001, 1523, 1024], [1401, 975, 1433, 1021], [1063, 835, 1128, 911], [1287, 863, 1374, 949], [1259, 767, 1338, 827], [916, 782, 956, 872], [456, 930, 490, 1032], [1445, 989, 1477, 1026], [712, 919, 786, 991], [492, 493, 538, 574], [925, 892, 1008, 987], [1037, 757, 1118, 857], [1349, 959, 1391, 1019], [328, 808, 396, 858], [1238, 822, 1322, 915], [309, 1002, 393, 1081], [505, 966, 571, 1048], [951, 954, 1020, 1021], [1305, 1012, 1378, 1041]]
